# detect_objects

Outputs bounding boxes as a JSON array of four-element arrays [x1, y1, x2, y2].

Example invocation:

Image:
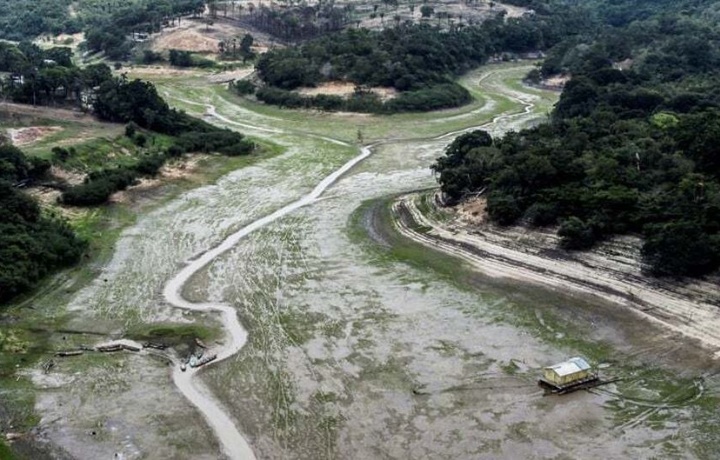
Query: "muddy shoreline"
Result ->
[[370, 192, 720, 372]]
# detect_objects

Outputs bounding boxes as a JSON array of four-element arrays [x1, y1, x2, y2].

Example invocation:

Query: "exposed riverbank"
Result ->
[[391, 192, 720, 359]]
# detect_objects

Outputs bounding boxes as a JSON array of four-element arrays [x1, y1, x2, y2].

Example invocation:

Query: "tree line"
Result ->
[[433, 0, 720, 277], [1, 41, 112, 108]]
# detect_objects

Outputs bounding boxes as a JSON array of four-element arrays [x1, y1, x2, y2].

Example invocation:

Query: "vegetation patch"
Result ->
[[127, 322, 220, 348]]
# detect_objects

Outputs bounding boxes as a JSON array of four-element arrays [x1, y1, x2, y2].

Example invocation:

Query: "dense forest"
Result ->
[[433, 0, 720, 277], [0, 0, 76, 41], [254, 8, 590, 112], [0, 144, 86, 304]]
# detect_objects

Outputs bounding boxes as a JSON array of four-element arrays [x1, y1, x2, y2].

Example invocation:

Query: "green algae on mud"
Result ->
[[353, 193, 720, 457]]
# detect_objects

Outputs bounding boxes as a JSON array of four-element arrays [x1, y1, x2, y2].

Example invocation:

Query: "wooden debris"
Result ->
[[42, 359, 55, 373], [121, 343, 141, 352], [192, 353, 217, 368], [144, 342, 167, 350], [5, 432, 23, 442], [195, 338, 207, 349], [96, 344, 123, 353], [55, 350, 83, 357]]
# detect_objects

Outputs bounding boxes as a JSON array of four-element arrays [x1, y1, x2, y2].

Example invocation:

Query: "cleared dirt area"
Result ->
[[150, 18, 267, 55], [153, 27, 221, 54], [8, 126, 63, 146], [0, 102, 96, 123], [297, 82, 398, 101]]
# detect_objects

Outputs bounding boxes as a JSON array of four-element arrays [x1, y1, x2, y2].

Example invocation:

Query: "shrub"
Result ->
[[558, 216, 598, 250], [232, 80, 256, 95]]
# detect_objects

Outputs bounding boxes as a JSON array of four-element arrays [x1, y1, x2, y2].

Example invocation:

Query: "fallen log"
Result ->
[[55, 350, 83, 357], [96, 344, 123, 353]]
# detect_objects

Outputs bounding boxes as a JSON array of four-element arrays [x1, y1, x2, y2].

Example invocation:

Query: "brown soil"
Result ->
[[50, 166, 85, 186], [457, 196, 487, 225], [8, 126, 63, 146], [109, 155, 208, 204], [0, 102, 97, 123], [541, 74, 570, 89], [297, 82, 398, 101], [153, 28, 221, 54], [150, 19, 255, 55]]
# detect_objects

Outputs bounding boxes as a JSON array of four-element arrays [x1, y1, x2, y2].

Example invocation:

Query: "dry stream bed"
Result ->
[[4, 63, 720, 459]]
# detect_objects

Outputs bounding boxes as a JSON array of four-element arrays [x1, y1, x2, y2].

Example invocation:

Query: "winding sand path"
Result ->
[[162, 142, 372, 460]]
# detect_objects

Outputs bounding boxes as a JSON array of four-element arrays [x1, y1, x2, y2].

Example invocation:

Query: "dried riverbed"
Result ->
[[16, 63, 720, 459]]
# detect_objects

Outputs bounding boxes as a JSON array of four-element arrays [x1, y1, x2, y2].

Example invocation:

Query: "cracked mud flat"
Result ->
[[29, 64, 720, 459]]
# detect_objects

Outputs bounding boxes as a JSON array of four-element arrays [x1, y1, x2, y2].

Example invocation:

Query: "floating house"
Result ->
[[539, 357, 598, 393]]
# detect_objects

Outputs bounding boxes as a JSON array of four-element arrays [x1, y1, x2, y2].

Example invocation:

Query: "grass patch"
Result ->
[[151, 62, 555, 145], [54, 130, 175, 172], [347, 197, 474, 285], [0, 441, 16, 460], [127, 323, 221, 348]]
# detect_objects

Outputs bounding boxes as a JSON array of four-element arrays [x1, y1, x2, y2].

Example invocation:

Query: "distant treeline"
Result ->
[[0, 0, 75, 41], [0, 0, 205, 59], [255, 9, 590, 113], [433, 0, 720, 277]]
